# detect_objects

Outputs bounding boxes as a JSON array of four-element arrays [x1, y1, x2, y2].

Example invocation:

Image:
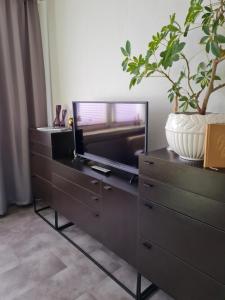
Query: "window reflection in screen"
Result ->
[[74, 102, 147, 169], [77, 102, 145, 131], [77, 102, 107, 126]]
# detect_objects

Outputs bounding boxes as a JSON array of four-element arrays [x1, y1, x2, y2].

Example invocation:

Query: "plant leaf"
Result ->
[[177, 42, 186, 51], [211, 41, 220, 57], [122, 57, 129, 71], [185, 0, 203, 26], [126, 41, 131, 56], [168, 93, 174, 103], [179, 96, 188, 102], [217, 35, 225, 44], [206, 41, 211, 53], [121, 47, 128, 56], [179, 101, 186, 108], [129, 77, 136, 89], [202, 25, 210, 35], [189, 100, 198, 109], [204, 6, 212, 12], [198, 62, 206, 71], [200, 36, 208, 44], [214, 75, 221, 80]]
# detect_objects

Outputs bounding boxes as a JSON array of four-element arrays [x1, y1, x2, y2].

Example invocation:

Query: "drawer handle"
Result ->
[[144, 161, 154, 165], [103, 185, 112, 191], [144, 202, 153, 210], [94, 213, 100, 218], [143, 183, 154, 188], [142, 241, 152, 250], [92, 196, 99, 202], [91, 180, 99, 185]]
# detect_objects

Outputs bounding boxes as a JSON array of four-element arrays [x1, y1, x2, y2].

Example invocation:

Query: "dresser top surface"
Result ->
[[30, 128, 72, 136], [56, 157, 138, 196], [144, 148, 225, 174]]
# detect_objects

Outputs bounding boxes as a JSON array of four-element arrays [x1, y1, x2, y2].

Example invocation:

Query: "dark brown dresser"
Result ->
[[30, 128, 225, 300], [30, 128, 74, 208], [138, 149, 225, 300], [30, 128, 138, 268]]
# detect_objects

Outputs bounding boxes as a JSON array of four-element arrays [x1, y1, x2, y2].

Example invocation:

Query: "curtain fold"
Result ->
[[0, 0, 47, 215]]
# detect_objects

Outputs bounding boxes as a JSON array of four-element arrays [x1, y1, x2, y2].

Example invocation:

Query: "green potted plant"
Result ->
[[121, 0, 225, 160]]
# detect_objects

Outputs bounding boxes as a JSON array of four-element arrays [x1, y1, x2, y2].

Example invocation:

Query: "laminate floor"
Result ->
[[0, 205, 173, 300]]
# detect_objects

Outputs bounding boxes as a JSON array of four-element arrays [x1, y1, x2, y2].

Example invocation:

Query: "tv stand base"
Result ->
[[130, 174, 138, 185]]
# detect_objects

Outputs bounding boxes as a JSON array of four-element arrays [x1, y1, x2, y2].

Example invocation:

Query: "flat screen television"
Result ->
[[73, 101, 148, 174]]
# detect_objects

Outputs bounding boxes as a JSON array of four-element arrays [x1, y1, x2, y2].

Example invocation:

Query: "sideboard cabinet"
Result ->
[[30, 129, 225, 300], [138, 149, 225, 300], [30, 129, 138, 268]]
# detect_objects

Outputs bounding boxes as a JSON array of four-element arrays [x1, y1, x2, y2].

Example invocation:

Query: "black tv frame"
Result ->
[[72, 101, 149, 175]]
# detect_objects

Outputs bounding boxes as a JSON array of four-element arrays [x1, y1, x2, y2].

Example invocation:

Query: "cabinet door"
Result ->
[[139, 154, 225, 203], [102, 184, 137, 267], [139, 199, 225, 284], [52, 161, 101, 194], [52, 187, 102, 241], [139, 176, 225, 232], [52, 173, 102, 211], [32, 175, 52, 205], [30, 153, 52, 182], [138, 239, 225, 300]]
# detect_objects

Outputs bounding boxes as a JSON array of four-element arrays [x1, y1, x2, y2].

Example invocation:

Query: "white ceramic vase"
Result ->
[[165, 113, 225, 161]]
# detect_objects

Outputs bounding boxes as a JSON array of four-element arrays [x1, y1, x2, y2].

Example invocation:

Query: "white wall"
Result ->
[[38, 0, 53, 125], [41, 0, 225, 150]]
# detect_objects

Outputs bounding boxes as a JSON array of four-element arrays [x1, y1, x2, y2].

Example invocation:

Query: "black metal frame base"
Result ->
[[34, 199, 158, 300]]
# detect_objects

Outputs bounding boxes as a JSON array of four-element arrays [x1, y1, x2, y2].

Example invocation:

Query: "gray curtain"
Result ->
[[0, 0, 47, 215]]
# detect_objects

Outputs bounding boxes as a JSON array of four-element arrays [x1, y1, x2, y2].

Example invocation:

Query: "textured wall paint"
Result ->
[[41, 0, 225, 150]]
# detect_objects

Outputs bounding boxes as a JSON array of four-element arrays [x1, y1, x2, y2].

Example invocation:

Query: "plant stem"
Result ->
[[158, 70, 179, 112], [188, 25, 203, 32], [173, 95, 178, 113], [218, 55, 225, 63], [200, 0, 225, 114], [181, 53, 195, 95], [195, 89, 205, 113], [163, 72, 179, 113], [159, 70, 176, 85], [201, 60, 218, 114], [212, 82, 225, 92]]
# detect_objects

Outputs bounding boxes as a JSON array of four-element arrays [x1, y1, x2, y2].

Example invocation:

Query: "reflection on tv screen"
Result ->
[[74, 102, 147, 169]]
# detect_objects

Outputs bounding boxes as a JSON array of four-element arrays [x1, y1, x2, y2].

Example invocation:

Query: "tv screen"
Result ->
[[73, 101, 148, 173]]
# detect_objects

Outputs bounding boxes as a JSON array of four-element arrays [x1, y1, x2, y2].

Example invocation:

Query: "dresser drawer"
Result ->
[[52, 161, 101, 194], [30, 129, 51, 146], [30, 141, 52, 158], [139, 155, 225, 202], [139, 176, 225, 232], [30, 153, 52, 182], [32, 175, 52, 204], [52, 187, 102, 241], [138, 239, 225, 300], [102, 184, 137, 267], [139, 201, 225, 284], [52, 173, 101, 211]]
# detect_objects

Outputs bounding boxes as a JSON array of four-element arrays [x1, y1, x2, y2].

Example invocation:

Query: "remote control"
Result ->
[[91, 165, 111, 175]]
